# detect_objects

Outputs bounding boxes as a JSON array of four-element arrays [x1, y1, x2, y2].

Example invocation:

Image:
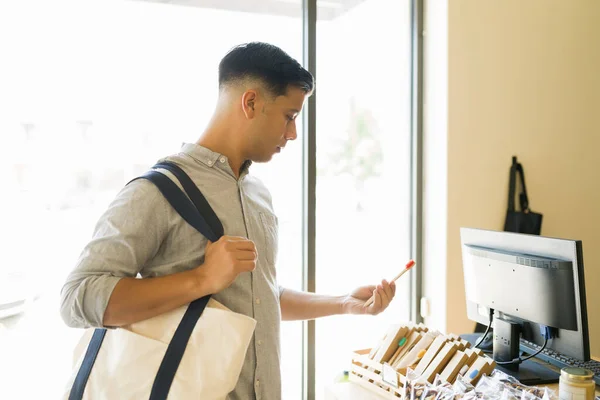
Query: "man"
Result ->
[[60, 42, 396, 399]]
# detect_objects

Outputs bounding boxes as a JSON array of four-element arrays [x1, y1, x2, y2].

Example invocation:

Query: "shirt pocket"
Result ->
[[259, 212, 279, 266]]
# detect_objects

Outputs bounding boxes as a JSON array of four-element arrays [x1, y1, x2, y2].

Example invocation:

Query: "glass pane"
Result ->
[[0, 1, 302, 398], [315, 0, 413, 397]]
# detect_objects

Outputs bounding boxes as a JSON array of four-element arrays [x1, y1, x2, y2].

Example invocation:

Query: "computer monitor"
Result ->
[[460, 228, 590, 384]]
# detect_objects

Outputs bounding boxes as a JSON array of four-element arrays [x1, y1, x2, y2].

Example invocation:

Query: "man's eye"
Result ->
[[287, 115, 295, 121]]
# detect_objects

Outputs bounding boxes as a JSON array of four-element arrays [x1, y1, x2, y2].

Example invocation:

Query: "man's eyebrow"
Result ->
[[287, 108, 300, 113]]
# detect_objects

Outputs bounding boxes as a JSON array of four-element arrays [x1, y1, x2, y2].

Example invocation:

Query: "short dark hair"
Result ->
[[218, 42, 314, 97]]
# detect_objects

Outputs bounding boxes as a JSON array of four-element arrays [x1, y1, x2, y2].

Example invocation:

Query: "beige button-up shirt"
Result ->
[[60, 143, 283, 399]]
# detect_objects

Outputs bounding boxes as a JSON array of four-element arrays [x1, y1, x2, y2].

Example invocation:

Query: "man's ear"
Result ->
[[241, 90, 258, 119]]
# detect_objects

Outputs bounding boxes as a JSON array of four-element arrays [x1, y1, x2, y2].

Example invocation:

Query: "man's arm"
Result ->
[[101, 269, 210, 327], [60, 180, 172, 328], [279, 280, 395, 321], [60, 179, 256, 328], [103, 237, 257, 327]]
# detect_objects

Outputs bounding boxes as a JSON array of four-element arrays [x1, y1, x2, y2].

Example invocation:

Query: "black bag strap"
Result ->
[[69, 329, 108, 400], [69, 162, 222, 400], [153, 161, 224, 239], [507, 156, 530, 212]]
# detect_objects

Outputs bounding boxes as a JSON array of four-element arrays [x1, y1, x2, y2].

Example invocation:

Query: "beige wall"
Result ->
[[424, 0, 600, 356]]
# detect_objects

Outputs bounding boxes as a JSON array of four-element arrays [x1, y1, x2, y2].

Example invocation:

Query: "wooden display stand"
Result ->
[[348, 324, 496, 399]]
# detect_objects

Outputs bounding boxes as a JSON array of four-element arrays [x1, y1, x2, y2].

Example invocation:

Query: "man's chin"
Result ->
[[250, 154, 274, 163]]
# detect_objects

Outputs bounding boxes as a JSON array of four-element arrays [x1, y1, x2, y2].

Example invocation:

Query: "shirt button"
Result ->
[[258, 339, 263, 346], [255, 298, 261, 305], [207, 160, 213, 166], [255, 379, 260, 387], [219, 156, 226, 163]]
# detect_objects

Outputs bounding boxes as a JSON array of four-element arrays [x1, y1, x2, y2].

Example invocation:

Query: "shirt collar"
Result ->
[[180, 142, 221, 168], [180, 142, 252, 177]]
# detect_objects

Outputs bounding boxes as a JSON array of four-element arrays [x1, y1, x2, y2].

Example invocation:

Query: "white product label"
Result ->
[[559, 385, 588, 400], [381, 363, 398, 388]]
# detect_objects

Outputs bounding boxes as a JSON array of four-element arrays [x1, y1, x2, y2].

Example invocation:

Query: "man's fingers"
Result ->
[[371, 288, 382, 311], [210, 236, 246, 248], [236, 250, 258, 261], [223, 235, 249, 241], [238, 260, 257, 272], [364, 285, 377, 293], [381, 280, 394, 301], [232, 240, 257, 251], [376, 285, 389, 308]]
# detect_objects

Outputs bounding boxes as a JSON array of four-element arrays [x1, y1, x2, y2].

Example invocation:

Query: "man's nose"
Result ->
[[286, 120, 297, 141]]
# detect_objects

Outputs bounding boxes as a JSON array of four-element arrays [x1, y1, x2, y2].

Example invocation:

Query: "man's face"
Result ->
[[247, 86, 307, 163]]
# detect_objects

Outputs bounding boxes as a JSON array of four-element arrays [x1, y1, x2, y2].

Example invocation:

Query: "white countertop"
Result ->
[[324, 381, 390, 400]]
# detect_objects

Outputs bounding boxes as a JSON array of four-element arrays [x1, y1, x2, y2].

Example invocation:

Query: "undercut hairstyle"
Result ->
[[218, 42, 315, 97]]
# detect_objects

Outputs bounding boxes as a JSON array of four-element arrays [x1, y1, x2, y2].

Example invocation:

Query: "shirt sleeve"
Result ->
[[59, 179, 170, 328]]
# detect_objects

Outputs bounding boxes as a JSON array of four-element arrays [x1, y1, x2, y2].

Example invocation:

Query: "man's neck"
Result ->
[[196, 132, 246, 179]]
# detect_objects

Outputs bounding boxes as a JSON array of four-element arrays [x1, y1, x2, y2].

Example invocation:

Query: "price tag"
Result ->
[[381, 363, 399, 388]]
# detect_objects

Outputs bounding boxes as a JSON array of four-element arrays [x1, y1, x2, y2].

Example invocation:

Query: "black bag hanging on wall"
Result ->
[[504, 156, 543, 235]]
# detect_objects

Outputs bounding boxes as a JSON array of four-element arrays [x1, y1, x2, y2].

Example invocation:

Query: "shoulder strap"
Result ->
[[153, 161, 224, 239], [69, 162, 221, 400], [136, 168, 222, 242]]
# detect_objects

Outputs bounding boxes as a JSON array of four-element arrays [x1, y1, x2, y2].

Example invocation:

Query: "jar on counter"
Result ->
[[559, 367, 595, 400]]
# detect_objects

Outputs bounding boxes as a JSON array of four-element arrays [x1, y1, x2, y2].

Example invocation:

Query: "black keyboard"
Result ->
[[520, 340, 600, 386]]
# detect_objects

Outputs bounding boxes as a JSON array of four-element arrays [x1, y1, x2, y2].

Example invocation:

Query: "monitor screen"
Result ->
[[460, 228, 590, 361]]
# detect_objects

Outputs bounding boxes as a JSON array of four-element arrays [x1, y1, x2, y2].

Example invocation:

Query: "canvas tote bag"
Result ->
[[63, 161, 256, 400]]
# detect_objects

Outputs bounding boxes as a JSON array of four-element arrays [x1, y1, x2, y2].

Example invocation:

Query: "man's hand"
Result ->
[[195, 235, 257, 294], [341, 280, 396, 316]]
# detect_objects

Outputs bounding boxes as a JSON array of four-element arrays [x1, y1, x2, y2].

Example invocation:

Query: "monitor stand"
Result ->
[[495, 359, 559, 385], [459, 333, 560, 385]]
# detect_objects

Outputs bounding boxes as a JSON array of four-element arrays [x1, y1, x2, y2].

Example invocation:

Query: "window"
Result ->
[[0, 1, 415, 398], [315, 0, 413, 396], [0, 1, 303, 398]]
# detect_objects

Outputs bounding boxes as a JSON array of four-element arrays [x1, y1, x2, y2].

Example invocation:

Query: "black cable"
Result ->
[[496, 337, 549, 365], [474, 308, 494, 349]]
